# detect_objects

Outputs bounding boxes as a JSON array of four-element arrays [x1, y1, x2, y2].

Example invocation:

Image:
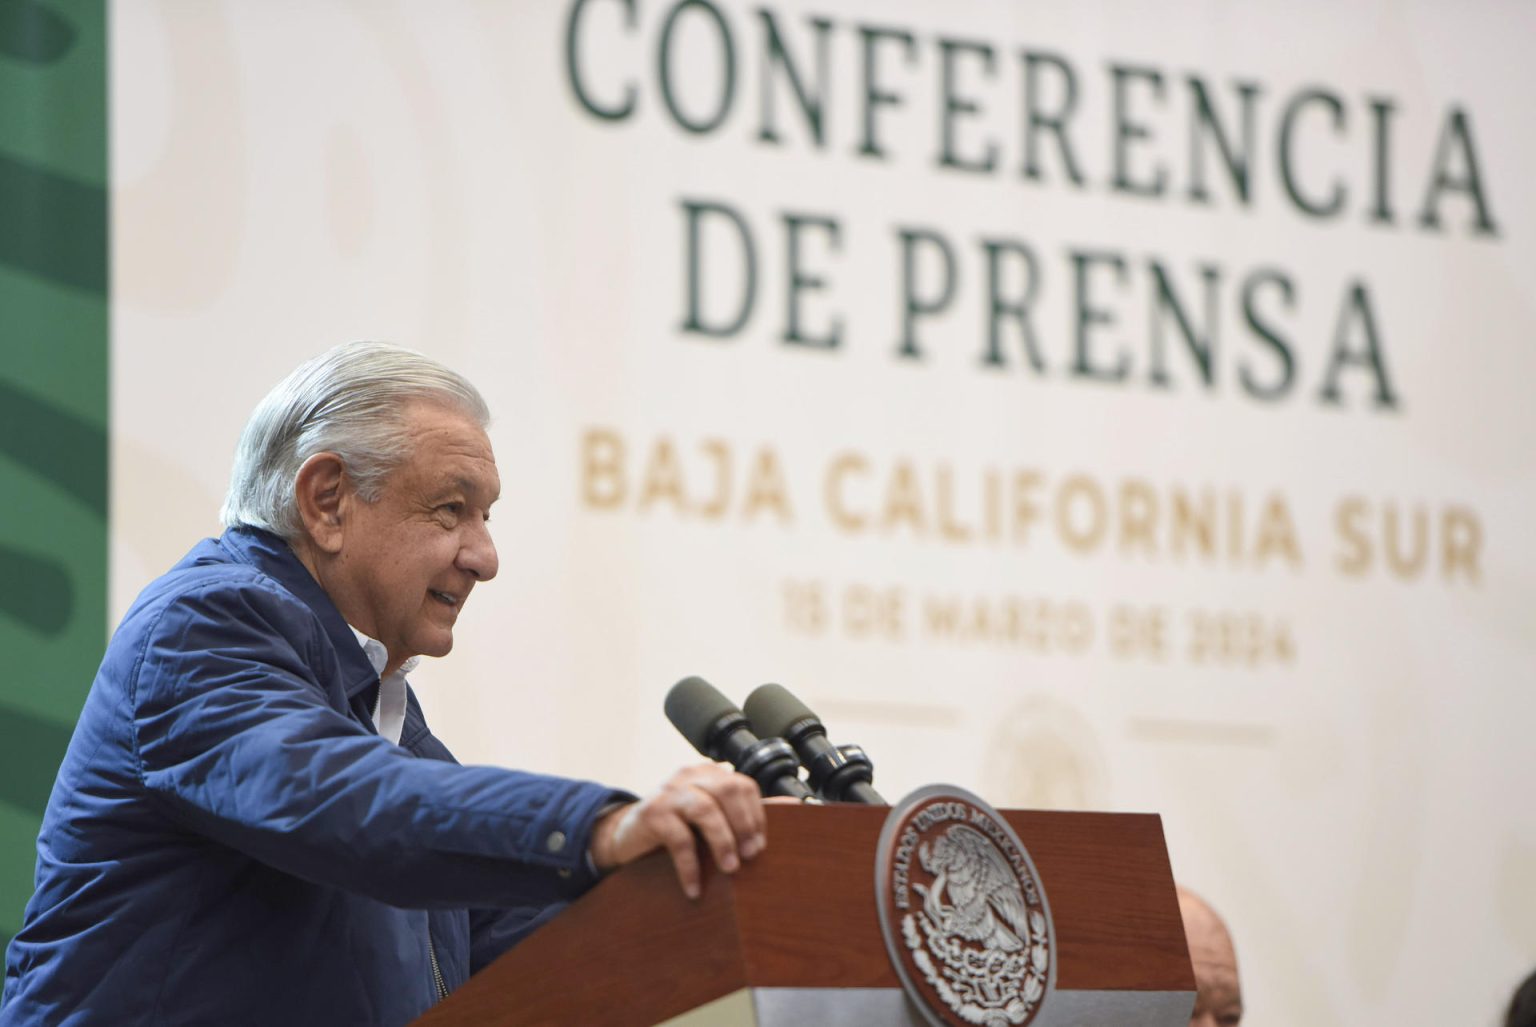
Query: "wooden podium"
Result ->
[[414, 804, 1194, 1026]]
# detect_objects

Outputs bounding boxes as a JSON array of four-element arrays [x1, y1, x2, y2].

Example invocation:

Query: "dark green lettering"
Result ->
[[1148, 261, 1220, 389], [981, 239, 1045, 373], [1187, 77, 1259, 205], [680, 199, 757, 337], [1367, 97, 1396, 226], [659, 0, 736, 135], [783, 212, 843, 349], [1418, 107, 1500, 236], [757, 10, 831, 147], [1110, 64, 1168, 198], [1070, 251, 1131, 381], [1020, 50, 1084, 185], [857, 25, 918, 159], [1278, 89, 1346, 219], [1238, 268, 1297, 401], [1318, 281, 1397, 409], [565, 0, 638, 122], [937, 38, 998, 173], [897, 227, 957, 360]]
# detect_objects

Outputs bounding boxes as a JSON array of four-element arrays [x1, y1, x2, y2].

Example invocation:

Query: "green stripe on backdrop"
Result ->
[[0, 0, 108, 952]]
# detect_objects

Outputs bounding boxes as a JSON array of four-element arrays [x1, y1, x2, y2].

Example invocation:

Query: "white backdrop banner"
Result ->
[[110, 2, 1536, 1024]]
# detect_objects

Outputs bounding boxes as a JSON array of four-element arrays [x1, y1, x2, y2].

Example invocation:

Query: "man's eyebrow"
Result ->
[[450, 476, 499, 503]]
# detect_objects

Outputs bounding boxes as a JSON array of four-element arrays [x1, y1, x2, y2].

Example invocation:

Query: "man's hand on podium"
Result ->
[[587, 764, 768, 900]]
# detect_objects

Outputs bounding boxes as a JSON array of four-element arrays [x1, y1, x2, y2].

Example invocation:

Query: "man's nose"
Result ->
[[459, 519, 499, 581]]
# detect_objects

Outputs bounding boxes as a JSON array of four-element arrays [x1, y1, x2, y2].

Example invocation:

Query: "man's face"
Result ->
[[1180, 890, 1243, 1027], [327, 401, 500, 672]]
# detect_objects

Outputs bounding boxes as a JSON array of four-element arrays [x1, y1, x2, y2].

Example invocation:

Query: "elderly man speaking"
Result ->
[[0, 343, 764, 1025]]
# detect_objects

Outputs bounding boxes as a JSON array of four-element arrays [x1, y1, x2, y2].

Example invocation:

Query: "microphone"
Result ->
[[664, 676, 813, 800], [743, 683, 885, 805]]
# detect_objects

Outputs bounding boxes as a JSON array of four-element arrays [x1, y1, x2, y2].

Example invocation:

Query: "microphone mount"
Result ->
[[744, 684, 886, 805]]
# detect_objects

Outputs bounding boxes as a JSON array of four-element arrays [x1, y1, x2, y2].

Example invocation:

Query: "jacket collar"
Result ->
[[218, 525, 380, 697]]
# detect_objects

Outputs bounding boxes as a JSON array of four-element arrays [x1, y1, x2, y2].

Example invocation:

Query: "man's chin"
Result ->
[[414, 631, 454, 661]]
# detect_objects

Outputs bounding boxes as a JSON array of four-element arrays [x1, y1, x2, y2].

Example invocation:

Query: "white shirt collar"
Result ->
[[349, 627, 417, 745]]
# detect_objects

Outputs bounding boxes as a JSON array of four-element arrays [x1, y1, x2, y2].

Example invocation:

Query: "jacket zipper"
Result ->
[[377, 680, 444, 1002], [379, 682, 446, 1003], [428, 934, 449, 1001]]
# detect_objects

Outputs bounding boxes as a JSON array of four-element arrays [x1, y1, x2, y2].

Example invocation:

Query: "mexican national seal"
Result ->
[[875, 785, 1056, 1027]]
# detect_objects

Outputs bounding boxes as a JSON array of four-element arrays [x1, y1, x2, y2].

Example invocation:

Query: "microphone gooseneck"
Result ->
[[743, 683, 885, 805]]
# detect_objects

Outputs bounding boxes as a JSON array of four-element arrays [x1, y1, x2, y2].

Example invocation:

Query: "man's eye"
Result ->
[[437, 503, 463, 519]]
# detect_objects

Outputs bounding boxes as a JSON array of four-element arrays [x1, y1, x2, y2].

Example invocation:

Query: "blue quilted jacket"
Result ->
[[1, 527, 625, 1025]]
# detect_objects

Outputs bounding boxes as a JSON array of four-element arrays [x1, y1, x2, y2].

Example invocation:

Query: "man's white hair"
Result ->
[[219, 342, 490, 540]]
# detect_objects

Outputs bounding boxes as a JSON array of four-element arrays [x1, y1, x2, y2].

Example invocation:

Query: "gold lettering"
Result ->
[[1171, 487, 1214, 560], [1056, 474, 1106, 553], [925, 595, 963, 637], [936, 465, 971, 542], [982, 469, 1001, 543], [1253, 493, 1302, 568], [825, 452, 868, 532], [883, 462, 926, 535], [1382, 502, 1428, 580], [1118, 478, 1157, 555], [1011, 471, 1042, 545], [697, 439, 731, 519], [1334, 496, 1370, 575], [1226, 491, 1244, 562], [581, 428, 626, 510], [742, 448, 793, 524], [637, 437, 687, 513], [1441, 506, 1482, 584]]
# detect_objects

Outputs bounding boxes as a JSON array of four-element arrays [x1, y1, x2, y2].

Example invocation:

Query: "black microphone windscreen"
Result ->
[[664, 676, 740, 754], [743, 682, 817, 739]]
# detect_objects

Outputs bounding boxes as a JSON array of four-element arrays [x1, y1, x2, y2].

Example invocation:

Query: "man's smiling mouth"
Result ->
[[429, 590, 459, 607]]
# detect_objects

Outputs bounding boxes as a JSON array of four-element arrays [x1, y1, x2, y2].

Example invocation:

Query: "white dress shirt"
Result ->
[[349, 628, 417, 745]]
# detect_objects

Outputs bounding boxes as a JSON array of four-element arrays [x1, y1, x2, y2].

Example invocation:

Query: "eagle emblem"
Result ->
[[916, 824, 1031, 952], [875, 787, 1055, 1027]]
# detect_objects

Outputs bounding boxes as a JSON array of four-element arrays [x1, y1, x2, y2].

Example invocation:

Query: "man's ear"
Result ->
[[294, 453, 349, 554]]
